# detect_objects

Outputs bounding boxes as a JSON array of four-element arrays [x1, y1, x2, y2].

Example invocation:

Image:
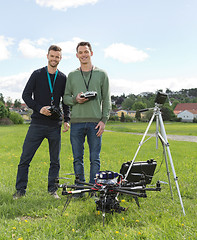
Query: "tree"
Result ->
[[0, 101, 9, 119], [14, 99, 21, 108], [120, 112, 125, 122], [6, 97, 13, 108], [161, 106, 175, 121], [0, 93, 5, 104], [122, 97, 135, 110], [132, 101, 147, 111], [135, 110, 141, 121], [172, 100, 180, 110]]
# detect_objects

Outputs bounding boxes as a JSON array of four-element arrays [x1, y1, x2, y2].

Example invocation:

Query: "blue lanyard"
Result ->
[[46, 67, 58, 104]]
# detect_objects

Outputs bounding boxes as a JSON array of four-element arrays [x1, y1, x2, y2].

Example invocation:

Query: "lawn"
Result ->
[[0, 124, 196, 239], [105, 121, 197, 136]]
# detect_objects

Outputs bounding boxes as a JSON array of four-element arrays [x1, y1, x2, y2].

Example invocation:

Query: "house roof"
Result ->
[[178, 109, 197, 114], [174, 103, 197, 114]]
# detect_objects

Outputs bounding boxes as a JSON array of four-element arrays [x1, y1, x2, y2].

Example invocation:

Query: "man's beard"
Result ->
[[49, 60, 59, 68]]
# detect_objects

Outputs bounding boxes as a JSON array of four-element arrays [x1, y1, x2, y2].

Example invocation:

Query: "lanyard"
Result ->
[[80, 67, 93, 91], [46, 67, 58, 104]]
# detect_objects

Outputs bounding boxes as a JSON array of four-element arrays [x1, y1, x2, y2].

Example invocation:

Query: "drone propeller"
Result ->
[[159, 180, 168, 184], [48, 176, 71, 180], [58, 177, 71, 180], [63, 173, 76, 176], [62, 173, 85, 177]]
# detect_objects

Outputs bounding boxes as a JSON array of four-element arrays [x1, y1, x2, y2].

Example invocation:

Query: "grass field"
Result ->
[[0, 123, 197, 240], [105, 121, 197, 136]]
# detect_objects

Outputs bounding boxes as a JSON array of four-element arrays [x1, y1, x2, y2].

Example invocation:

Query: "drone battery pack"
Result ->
[[120, 160, 157, 184]]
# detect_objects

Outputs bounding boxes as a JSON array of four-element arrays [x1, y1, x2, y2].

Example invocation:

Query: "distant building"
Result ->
[[116, 110, 136, 118], [115, 110, 146, 119], [174, 103, 197, 122]]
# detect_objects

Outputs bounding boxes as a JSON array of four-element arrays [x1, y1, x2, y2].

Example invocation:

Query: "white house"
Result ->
[[177, 110, 197, 122]]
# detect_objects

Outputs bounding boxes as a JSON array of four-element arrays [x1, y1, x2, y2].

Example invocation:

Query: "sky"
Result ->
[[0, 0, 197, 102]]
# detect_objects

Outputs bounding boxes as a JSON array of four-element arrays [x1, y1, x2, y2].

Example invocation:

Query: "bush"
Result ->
[[109, 115, 119, 121], [193, 118, 197, 123], [124, 115, 134, 122], [9, 111, 24, 124], [0, 118, 13, 125]]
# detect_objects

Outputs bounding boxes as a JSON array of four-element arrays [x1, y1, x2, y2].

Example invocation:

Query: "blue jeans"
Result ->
[[70, 122, 102, 184], [15, 124, 61, 193]]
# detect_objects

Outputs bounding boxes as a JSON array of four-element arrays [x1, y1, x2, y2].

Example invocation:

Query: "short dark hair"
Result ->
[[76, 42, 92, 52], [48, 45, 62, 53]]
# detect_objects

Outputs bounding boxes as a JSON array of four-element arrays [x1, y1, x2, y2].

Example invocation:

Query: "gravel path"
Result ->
[[105, 130, 197, 143]]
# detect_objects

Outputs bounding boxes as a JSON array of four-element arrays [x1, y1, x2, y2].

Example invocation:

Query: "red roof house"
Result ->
[[174, 103, 197, 115]]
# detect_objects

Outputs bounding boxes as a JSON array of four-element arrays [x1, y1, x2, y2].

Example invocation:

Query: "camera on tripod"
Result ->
[[154, 91, 168, 105]]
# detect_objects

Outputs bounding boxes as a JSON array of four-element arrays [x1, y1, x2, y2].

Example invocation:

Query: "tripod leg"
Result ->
[[158, 113, 186, 215], [124, 111, 156, 180], [156, 115, 159, 149], [162, 142, 174, 199]]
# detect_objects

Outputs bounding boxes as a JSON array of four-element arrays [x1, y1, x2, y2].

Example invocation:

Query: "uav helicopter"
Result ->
[[56, 159, 161, 226]]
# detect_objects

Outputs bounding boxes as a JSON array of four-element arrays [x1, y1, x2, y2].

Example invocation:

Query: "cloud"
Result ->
[[17, 37, 84, 59], [104, 43, 149, 63], [18, 39, 49, 58], [110, 77, 197, 96], [35, 0, 99, 11], [57, 37, 84, 59], [0, 35, 14, 61], [0, 71, 31, 93]]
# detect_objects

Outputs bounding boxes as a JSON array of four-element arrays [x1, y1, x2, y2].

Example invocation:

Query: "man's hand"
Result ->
[[76, 92, 89, 104], [95, 121, 105, 137], [40, 106, 51, 116], [63, 122, 70, 132]]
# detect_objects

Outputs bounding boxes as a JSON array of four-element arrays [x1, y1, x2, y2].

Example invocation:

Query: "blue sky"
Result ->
[[0, 0, 197, 102]]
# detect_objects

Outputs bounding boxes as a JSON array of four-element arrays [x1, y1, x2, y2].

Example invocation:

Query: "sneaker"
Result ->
[[13, 191, 25, 200], [49, 191, 61, 199]]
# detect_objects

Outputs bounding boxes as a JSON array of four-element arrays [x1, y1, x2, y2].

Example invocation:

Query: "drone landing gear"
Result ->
[[133, 196, 140, 207], [61, 195, 72, 215], [95, 193, 128, 226]]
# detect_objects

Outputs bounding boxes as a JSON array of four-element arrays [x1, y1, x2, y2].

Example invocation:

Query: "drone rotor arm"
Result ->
[[115, 188, 147, 198]]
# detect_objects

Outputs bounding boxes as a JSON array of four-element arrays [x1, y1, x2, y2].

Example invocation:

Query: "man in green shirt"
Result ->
[[63, 41, 111, 186]]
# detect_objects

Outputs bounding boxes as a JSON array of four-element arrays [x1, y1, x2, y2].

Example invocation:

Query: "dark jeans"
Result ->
[[15, 124, 61, 194], [70, 122, 102, 184]]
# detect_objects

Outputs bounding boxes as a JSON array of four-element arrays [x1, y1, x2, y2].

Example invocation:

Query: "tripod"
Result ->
[[124, 103, 186, 215]]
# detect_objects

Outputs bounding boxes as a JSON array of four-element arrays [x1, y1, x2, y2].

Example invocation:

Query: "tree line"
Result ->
[[1, 88, 197, 124], [110, 88, 197, 122]]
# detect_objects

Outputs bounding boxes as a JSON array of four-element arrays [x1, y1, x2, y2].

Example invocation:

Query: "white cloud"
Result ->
[[110, 77, 197, 96], [57, 37, 84, 59], [0, 71, 31, 93], [18, 39, 48, 58], [104, 43, 149, 63], [35, 0, 99, 11], [17, 37, 84, 59], [0, 35, 14, 61]]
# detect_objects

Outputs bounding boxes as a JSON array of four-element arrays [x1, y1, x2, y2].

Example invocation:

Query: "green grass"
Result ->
[[105, 121, 197, 136], [0, 124, 197, 239]]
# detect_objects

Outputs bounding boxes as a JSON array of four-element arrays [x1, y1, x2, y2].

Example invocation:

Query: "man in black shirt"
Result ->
[[13, 45, 70, 199]]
